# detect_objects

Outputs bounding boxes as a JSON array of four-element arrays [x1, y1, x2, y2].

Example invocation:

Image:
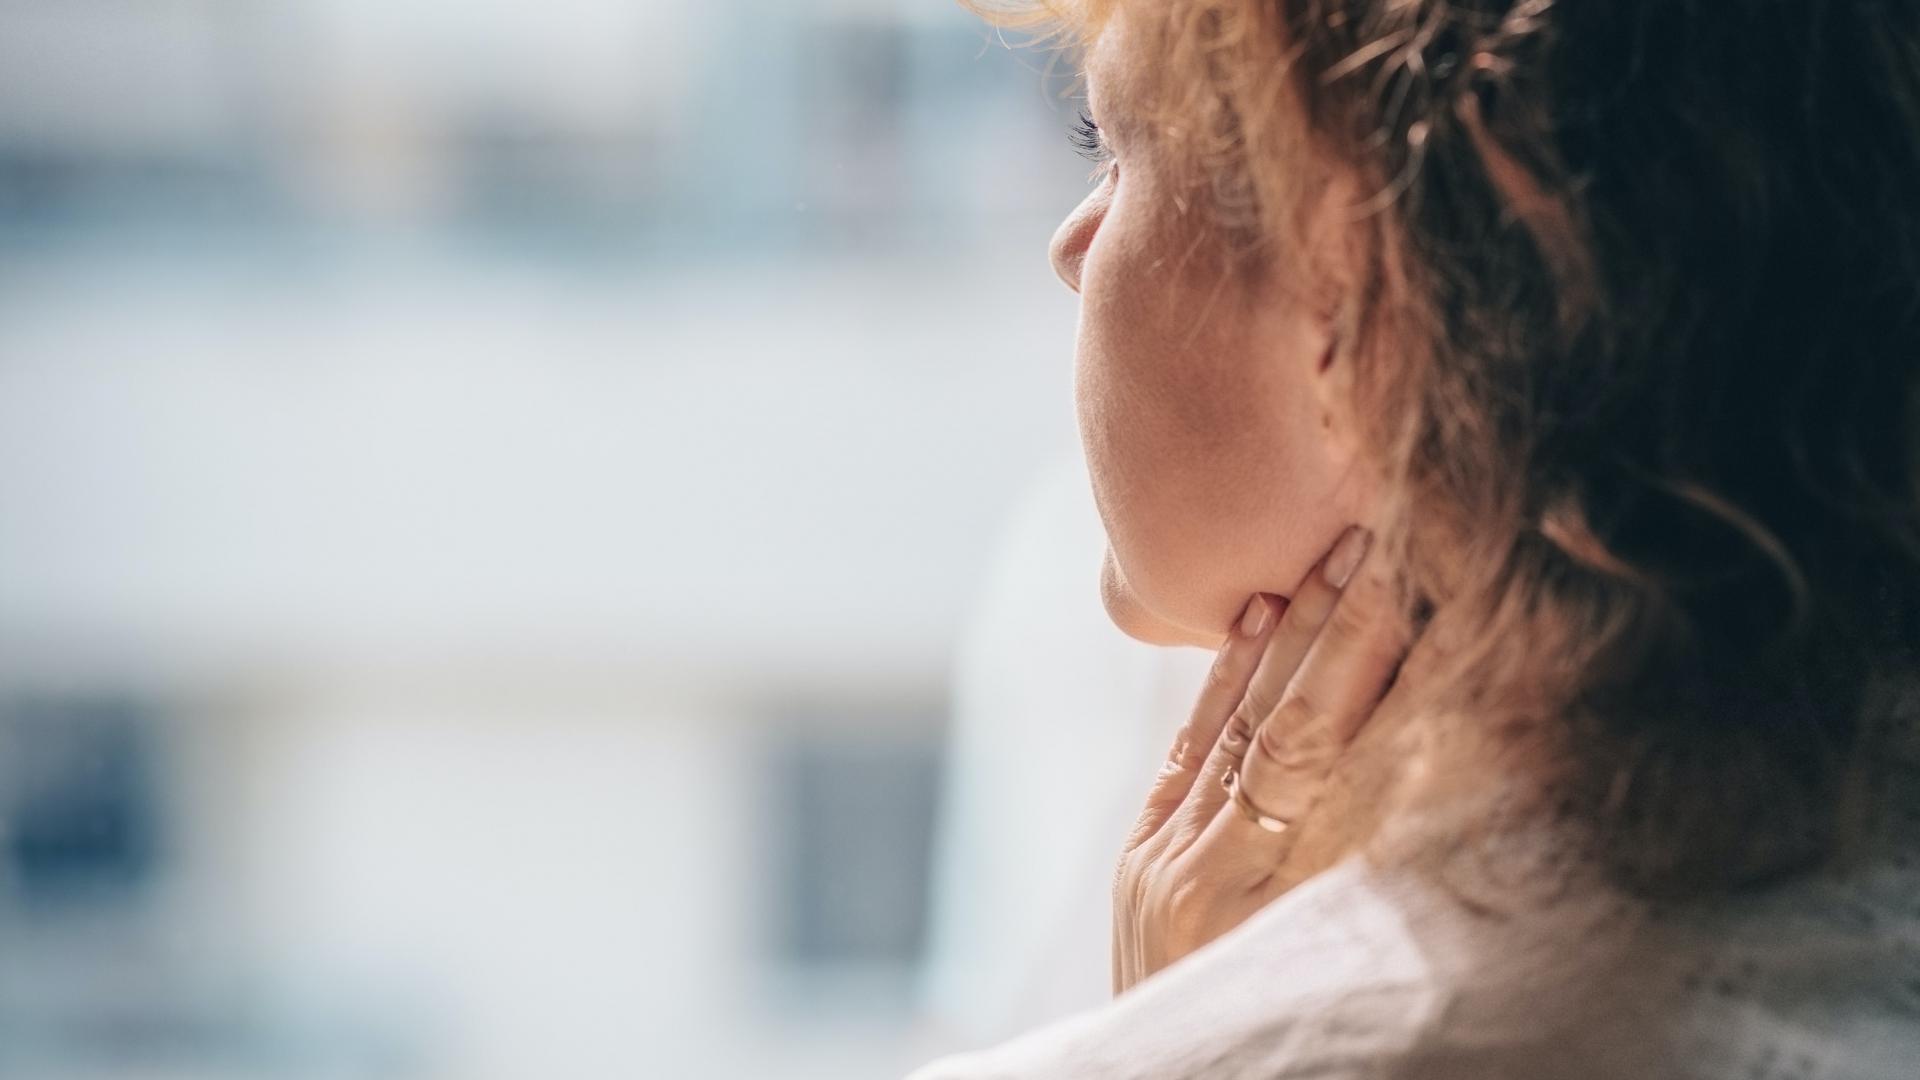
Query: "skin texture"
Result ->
[[1038, 7, 1421, 992], [1051, 9, 1377, 648], [1110, 530, 1415, 993]]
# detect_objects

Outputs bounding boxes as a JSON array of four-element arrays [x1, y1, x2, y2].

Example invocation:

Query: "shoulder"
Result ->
[[907, 756, 1920, 1080], [904, 856, 1451, 1080]]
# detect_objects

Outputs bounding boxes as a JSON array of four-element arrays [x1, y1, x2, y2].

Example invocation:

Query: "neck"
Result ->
[[1263, 631, 1574, 896]]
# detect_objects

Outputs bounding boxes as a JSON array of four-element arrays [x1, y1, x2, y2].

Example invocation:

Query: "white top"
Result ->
[[907, 754, 1920, 1080]]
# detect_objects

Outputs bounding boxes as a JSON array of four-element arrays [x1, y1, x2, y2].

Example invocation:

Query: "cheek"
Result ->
[[1074, 186, 1206, 489], [1072, 203, 1352, 638]]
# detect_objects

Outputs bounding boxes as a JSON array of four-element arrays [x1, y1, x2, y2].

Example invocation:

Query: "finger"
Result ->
[[1183, 526, 1372, 827], [1184, 553, 1406, 886], [1122, 592, 1282, 851], [1237, 554, 1409, 830]]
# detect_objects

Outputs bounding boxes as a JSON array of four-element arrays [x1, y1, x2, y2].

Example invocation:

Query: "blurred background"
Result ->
[[0, 1, 1168, 1077]]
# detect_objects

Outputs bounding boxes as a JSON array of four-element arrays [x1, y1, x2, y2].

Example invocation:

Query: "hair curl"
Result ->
[[972, 0, 1920, 896]]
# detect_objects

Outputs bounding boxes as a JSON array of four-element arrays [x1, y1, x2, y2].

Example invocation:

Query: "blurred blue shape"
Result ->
[[0, 696, 161, 907]]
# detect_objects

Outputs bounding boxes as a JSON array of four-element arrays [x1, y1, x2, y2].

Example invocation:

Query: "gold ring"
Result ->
[[1221, 766, 1291, 834]]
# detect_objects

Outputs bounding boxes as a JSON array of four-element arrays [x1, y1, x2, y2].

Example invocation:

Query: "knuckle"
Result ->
[[1262, 697, 1339, 770], [1240, 680, 1281, 722], [1290, 722, 1341, 766], [1163, 728, 1203, 773], [1217, 708, 1258, 760], [1277, 690, 1326, 731], [1158, 874, 1212, 945], [1253, 710, 1293, 761], [1322, 599, 1372, 651]]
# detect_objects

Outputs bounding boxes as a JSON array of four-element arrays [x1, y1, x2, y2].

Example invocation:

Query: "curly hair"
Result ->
[[970, 0, 1920, 896]]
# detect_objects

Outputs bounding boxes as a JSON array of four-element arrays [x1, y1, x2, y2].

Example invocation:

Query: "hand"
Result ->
[[1110, 526, 1409, 995]]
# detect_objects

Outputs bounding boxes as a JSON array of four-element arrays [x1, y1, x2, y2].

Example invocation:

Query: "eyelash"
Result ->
[[1070, 109, 1115, 178]]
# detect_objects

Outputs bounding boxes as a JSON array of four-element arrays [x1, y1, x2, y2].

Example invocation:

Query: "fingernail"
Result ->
[[1323, 526, 1372, 589], [1236, 594, 1272, 638]]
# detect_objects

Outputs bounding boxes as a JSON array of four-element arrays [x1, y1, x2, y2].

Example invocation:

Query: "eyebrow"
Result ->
[[1081, 61, 1124, 142], [1082, 65, 1113, 129], [1079, 34, 1146, 149]]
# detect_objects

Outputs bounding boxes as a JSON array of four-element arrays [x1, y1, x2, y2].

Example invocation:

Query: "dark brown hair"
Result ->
[[975, 0, 1920, 896]]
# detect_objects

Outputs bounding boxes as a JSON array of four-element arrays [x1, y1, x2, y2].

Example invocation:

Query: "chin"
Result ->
[[1099, 547, 1223, 649]]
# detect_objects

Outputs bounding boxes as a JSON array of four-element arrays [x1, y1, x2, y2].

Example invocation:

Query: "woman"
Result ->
[[910, 1, 1920, 1077]]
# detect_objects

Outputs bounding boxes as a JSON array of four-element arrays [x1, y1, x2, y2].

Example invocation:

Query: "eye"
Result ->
[[1069, 108, 1116, 181]]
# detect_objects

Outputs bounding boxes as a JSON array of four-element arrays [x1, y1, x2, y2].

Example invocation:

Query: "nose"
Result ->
[[1049, 187, 1108, 294]]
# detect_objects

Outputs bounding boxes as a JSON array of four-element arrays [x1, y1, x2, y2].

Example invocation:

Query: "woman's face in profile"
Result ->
[[1051, 13, 1372, 649]]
